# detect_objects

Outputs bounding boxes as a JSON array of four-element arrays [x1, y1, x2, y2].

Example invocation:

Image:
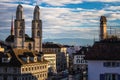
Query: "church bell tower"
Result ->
[[32, 5, 42, 52], [14, 4, 25, 49], [100, 16, 107, 40]]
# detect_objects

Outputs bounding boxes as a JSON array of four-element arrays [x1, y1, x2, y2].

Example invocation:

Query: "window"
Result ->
[[28, 43, 32, 50], [3, 76, 7, 80], [4, 67, 7, 72], [13, 77, 17, 80], [76, 59, 80, 63], [19, 30, 23, 36], [100, 74, 119, 80], [37, 31, 40, 37], [104, 62, 120, 67]]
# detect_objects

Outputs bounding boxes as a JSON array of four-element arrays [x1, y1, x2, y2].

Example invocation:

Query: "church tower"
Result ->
[[100, 16, 107, 40], [14, 4, 25, 49], [32, 5, 42, 52]]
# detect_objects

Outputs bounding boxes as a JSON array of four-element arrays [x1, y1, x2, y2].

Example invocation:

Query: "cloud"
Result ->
[[41, 0, 82, 6], [0, 0, 120, 42], [85, 0, 120, 2]]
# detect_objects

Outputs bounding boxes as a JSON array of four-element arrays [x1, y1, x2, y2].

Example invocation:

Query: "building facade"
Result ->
[[43, 42, 69, 72], [43, 52, 57, 73], [0, 46, 48, 80], [5, 4, 42, 52], [73, 47, 89, 71]]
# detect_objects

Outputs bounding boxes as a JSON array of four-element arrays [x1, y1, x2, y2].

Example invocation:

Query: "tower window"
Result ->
[[76, 59, 80, 63], [28, 43, 32, 50], [37, 31, 40, 37], [19, 30, 23, 36]]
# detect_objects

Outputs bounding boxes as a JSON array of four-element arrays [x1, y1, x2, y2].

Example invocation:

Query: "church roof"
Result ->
[[5, 35, 14, 42], [5, 34, 34, 43], [25, 34, 34, 42], [17, 4, 23, 11], [85, 37, 120, 60]]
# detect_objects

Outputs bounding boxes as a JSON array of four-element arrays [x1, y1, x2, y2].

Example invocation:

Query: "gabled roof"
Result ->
[[85, 38, 120, 60]]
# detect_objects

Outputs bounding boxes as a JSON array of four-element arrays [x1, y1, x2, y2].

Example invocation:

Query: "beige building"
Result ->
[[0, 47, 48, 80], [43, 42, 69, 72], [5, 4, 42, 52], [43, 52, 56, 73]]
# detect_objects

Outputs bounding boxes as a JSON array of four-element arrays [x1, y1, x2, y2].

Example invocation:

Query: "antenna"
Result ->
[[110, 26, 111, 35]]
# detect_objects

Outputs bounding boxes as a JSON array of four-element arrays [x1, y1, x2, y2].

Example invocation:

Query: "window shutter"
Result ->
[[100, 74, 105, 80]]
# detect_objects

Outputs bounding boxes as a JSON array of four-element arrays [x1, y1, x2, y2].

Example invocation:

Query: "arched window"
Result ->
[[76, 59, 80, 63], [19, 30, 23, 36], [37, 31, 40, 37], [28, 43, 32, 50]]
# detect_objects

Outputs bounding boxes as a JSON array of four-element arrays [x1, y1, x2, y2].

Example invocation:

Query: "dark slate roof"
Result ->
[[25, 34, 34, 42], [74, 46, 91, 55], [42, 42, 64, 48], [5, 34, 34, 42], [0, 48, 48, 67], [85, 37, 120, 60], [5, 35, 14, 42]]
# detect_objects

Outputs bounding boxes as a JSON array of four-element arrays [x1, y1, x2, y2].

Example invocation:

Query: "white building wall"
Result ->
[[88, 61, 120, 80]]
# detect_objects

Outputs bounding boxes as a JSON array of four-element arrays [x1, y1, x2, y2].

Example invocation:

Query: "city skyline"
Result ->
[[0, 0, 120, 45]]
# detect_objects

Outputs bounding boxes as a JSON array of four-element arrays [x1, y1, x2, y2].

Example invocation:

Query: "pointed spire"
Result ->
[[11, 15, 14, 35], [34, 5, 40, 20], [16, 4, 23, 20]]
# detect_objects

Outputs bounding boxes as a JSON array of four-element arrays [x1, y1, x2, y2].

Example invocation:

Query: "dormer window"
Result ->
[[34, 57, 37, 62], [2, 53, 11, 63], [2, 57, 11, 63], [27, 56, 29, 63]]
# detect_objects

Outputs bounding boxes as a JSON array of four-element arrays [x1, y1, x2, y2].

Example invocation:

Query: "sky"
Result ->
[[0, 0, 120, 45]]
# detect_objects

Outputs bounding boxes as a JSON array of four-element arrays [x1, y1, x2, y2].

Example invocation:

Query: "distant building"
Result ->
[[85, 16, 120, 80], [43, 42, 69, 72], [5, 4, 42, 52], [43, 52, 57, 73], [0, 47, 48, 80], [73, 46, 90, 71]]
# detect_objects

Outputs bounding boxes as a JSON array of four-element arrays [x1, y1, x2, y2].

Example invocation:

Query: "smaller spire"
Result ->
[[11, 15, 14, 35]]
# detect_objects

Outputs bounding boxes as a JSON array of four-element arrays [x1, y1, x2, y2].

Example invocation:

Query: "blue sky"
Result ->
[[0, 0, 120, 45]]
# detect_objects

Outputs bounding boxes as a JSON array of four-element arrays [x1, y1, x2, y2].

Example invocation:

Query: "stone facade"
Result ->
[[5, 4, 42, 52]]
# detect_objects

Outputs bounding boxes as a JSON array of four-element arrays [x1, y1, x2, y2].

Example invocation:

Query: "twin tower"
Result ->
[[6, 4, 42, 52]]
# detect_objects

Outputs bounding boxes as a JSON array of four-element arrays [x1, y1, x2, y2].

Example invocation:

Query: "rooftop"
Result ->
[[85, 37, 120, 60]]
